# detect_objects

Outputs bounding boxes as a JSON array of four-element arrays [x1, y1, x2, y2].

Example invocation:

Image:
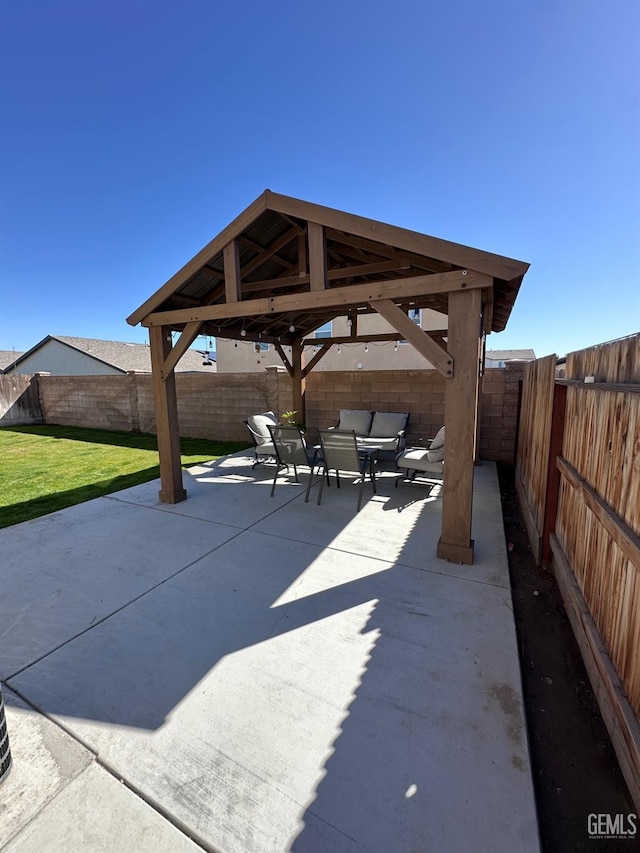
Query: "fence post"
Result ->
[[541, 382, 567, 565]]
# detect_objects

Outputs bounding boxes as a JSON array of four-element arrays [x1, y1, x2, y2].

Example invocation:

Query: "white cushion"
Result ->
[[338, 409, 372, 436], [397, 447, 443, 474], [426, 447, 444, 463], [247, 411, 277, 445], [357, 436, 399, 450], [369, 411, 408, 438], [430, 426, 445, 449]]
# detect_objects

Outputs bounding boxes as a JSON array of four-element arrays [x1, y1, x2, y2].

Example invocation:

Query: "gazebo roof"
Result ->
[[127, 190, 529, 344]]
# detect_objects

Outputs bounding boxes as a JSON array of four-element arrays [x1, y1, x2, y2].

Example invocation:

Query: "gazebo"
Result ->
[[127, 191, 528, 565]]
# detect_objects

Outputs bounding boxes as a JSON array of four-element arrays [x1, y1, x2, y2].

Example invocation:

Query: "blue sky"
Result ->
[[1, 0, 638, 359]]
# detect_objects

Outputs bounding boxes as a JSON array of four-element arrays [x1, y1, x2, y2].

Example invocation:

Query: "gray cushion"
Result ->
[[247, 411, 277, 445], [430, 426, 445, 449], [369, 411, 408, 438], [426, 447, 444, 463], [338, 409, 372, 436]]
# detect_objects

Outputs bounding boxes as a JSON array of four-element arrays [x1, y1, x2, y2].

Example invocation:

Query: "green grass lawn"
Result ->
[[0, 425, 249, 529]]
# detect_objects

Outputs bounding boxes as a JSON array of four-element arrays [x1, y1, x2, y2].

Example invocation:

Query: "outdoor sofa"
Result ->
[[330, 409, 409, 454]]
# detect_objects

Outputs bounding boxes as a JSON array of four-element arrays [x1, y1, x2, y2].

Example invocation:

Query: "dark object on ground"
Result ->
[[498, 464, 636, 853]]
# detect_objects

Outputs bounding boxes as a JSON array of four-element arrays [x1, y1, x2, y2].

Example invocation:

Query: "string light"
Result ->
[[364, 343, 368, 352], [337, 345, 341, 354], [394, 342, 398, 352]]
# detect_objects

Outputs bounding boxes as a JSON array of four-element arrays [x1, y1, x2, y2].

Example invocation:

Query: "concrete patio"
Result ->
[[0, 453, 539, 852]]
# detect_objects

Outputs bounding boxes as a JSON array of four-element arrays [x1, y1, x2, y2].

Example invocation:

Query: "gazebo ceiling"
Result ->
[[127, 190, 529, 344]]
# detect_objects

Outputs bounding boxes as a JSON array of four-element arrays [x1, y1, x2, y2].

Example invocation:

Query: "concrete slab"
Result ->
[[251, 472, 510, 590], [3, 763, 203, 852], [9, 521, 538, 852], [0, 496, 241, 678], [1, 457, 539, 852], [0, 686, 92, 846], [108, 455, 308, 528]]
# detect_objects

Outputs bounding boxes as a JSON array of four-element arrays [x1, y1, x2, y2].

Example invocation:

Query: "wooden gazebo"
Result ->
[[127, 191, 528, 564]]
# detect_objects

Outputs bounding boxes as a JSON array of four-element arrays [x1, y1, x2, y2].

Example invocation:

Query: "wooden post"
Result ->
[[291, 340, 306, 425], [475, 333, 486, 464], [149, 326, 186, 503], [308, 222, 326, 291], [541, 382, 567, 565], [437, 288, 482, 564], [223, 240, 241, 303]]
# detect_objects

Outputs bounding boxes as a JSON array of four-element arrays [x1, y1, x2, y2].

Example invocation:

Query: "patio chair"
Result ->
[[267, 424, 319, 498], [243, 411, 278, 468], [395, 426, 445, 484], [316, 428, 378, 512]]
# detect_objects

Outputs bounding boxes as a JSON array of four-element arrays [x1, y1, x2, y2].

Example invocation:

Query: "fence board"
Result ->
[[515, 353, 557, 563]]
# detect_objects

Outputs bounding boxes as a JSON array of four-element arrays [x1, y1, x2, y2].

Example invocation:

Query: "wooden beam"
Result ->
[[301, 332, 412, 347], [302, 344, 330, 378], [223, 240, 241, 303], [143, 269, 489, 327], [238, 235, 293, 273], [298, 231, 307, 277], [240, 226, 299, 280], [371, 299, 453, 377], [149, 326, 186, 504], [308, 222, 327, 291], [437, 287, 483, 564], [162, 321, 202, 379], [326, 229, 451, 274], [291, 341, 306, 426], [241, 258, 412, 292], [274, 342, 293, 376]]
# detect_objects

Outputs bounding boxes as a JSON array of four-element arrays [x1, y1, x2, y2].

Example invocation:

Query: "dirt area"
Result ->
[[497, 464, 638, 853]]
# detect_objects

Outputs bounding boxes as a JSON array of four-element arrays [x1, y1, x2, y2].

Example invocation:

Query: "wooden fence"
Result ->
[[516, 334, 640, 810]]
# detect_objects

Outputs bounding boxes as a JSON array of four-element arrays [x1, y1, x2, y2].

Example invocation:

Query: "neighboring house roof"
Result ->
[[0, 350, 24, 371], [2, 335, 216, 374], [485, 349, 536, 361]]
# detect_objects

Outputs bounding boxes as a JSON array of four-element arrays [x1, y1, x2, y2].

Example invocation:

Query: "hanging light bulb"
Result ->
[[289, 321, 296, 333], [337, 345, 341, 354], [234, 341, 238, 348], [241, 328, 247, 337], [364, 343, 368, 353], [394, 341, 399, 352]]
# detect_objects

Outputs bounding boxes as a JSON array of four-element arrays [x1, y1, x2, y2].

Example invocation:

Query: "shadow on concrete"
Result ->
[[3, 459, 536, 851]]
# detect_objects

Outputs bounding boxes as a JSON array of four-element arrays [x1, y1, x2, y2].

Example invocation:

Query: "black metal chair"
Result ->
[[267, 425, 319, 498], [316, 429, 377, 512]]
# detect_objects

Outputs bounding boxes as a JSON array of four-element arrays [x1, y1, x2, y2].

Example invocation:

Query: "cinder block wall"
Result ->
[[306, 370, 446, 443], [479, 365, 524, 464], [39, 372, 277, 442], [32, 365, 524, 464], [39, 375, 133, 432]]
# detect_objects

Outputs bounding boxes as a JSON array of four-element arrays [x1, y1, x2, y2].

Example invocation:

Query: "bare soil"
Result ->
[[497, 464, 638, 853]]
